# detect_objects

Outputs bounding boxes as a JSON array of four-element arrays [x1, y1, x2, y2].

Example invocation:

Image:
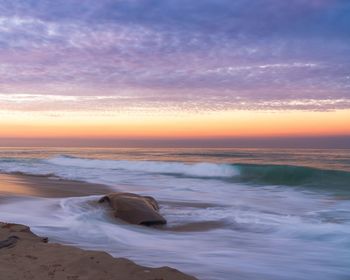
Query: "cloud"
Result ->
[[0, 0, 349, 112]]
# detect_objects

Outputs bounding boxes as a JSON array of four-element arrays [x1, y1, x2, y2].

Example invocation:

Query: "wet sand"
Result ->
[[0, 172, 112, 198]]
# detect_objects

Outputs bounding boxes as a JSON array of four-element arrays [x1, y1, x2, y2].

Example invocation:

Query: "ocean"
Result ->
[[0, 147, 349, 280]]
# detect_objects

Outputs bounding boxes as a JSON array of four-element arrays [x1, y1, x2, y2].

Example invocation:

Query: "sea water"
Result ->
[[0, 148, 349, 280]]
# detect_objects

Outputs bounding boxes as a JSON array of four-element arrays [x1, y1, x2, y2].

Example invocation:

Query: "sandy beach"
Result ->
[[0, 173, 197, 280]]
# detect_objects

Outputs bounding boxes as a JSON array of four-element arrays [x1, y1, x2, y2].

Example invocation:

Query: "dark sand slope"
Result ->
[[0, 223, 197, 280]]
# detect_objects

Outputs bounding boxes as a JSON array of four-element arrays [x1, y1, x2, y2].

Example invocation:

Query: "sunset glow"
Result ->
[[1, 109, 350, 139], [0, 0, 349, 146]]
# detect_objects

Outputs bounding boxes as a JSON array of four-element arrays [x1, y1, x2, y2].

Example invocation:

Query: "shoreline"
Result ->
[[0, 172, 198, 279], [0, 172, 226, 232]]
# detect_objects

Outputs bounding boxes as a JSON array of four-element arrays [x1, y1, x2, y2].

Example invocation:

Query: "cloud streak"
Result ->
[[1, 93, 349, 113]]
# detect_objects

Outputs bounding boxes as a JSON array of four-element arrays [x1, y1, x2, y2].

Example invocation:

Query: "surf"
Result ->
[[46, 155, 239, 178]]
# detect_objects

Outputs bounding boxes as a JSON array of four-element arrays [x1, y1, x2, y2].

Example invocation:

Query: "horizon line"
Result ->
[[0, 135, 349, 149]]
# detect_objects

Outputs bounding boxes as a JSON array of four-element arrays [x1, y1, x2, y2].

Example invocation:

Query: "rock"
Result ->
[[0, 235, 19, 249], [0, 223, 48, 243], [99, 193, 167, 226]]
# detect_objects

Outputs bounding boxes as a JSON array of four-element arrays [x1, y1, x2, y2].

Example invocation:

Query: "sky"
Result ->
[[0, 0, 349, 147]]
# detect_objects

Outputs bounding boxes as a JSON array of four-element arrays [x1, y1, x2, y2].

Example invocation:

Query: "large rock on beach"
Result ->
[[99, 192, 167, 226]]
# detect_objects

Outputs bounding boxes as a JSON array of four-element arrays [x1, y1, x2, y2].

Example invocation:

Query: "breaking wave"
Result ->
[[46, 155, 238, 178], [234, 164, 350, 190]]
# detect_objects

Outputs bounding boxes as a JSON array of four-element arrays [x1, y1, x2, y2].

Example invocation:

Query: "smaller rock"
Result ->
[[0, 235, 19, 249]]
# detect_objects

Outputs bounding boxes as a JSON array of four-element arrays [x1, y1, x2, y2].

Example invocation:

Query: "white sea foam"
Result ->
[[0, 193, 349, 280], [46, 156, 239, 178]]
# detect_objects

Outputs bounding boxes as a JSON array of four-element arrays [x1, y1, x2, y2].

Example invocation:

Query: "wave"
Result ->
[[234, 164, 350, 190], [1, 155, 349, 191], [45, 156, 350, 190], [46, 155, 238, 178]]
